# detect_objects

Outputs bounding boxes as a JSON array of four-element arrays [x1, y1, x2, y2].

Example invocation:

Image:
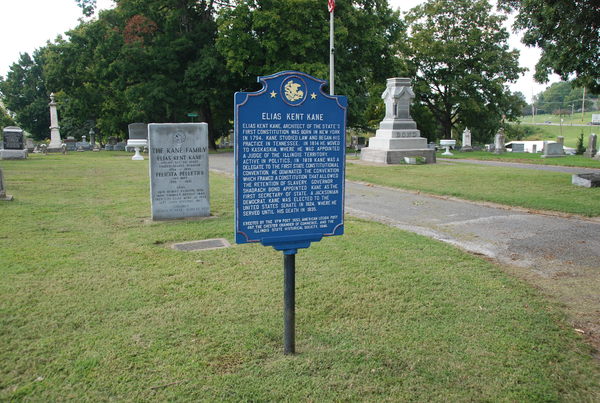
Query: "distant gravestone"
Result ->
[[511, 143, 525, 153], [461, 128, 472, 151], [2, 126, 24, 149], [25, 138, 35, 152], [1, 126, 27, 160], [493, 129, 505, 154], [149, 123, 210, 220], [0, 167, 13, 201], [128, 123, 148, 140], [556, 136, 565, 146], [583, 134, 597, 158], [541, 141, 565, 158], [360, 77, 435, 163], [64, 137, 77, 151], [113, 141, 126, 151]]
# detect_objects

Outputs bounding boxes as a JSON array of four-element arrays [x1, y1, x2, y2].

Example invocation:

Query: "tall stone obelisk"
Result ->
[[360, 78, 435, 164], [48, 93, 63, 152]]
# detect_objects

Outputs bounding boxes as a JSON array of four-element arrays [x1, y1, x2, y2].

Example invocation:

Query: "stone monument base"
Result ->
[[0, 150, 27, 160], [46, 146, 64, 153], [360, 148, 436, 164]]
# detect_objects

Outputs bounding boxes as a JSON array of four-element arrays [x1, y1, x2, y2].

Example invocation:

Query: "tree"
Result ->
[[216, 0, 405, 130], [0, 52, 51, 140], [499, 0, 600, 93], [402, 0, 525, 142], [0, 102, 16, 132], [54, 0, 233, 148]]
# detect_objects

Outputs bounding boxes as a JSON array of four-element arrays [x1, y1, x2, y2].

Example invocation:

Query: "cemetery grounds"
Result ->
[[1, 152, 599, 401]]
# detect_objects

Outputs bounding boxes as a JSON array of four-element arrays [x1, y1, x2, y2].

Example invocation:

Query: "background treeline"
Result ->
[[0, 0, 541, 147]]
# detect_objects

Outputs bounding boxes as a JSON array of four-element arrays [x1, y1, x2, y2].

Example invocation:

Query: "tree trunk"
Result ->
[[201, 105, 218, 150]]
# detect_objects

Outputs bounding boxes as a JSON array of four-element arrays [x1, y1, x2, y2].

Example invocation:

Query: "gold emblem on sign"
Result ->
[[284, 80, 304, 102]]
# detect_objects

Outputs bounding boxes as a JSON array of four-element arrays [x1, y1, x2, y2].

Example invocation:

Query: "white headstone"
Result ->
[[149, 123, 210, 220], [461, 128, 472, 151]]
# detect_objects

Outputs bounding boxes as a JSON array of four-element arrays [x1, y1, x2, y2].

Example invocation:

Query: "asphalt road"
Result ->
[[210, 152, 600, 344]]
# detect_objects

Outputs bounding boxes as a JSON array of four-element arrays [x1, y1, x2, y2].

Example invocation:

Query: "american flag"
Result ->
[[328, 0, 335, 13]]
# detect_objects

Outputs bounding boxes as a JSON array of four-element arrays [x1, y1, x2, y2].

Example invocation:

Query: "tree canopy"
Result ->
[[0, 0, 534, 145], [403, 0, 525, 142], [499, 0, 600, 93]]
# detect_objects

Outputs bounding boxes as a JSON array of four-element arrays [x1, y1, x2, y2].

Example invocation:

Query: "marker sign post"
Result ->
[[235, 71, 347, 354]]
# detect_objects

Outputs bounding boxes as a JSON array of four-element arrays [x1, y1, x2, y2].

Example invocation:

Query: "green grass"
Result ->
[[347, 161, 600, 217], [520, 111, 598, 126], [439, 150, 600, 168], [1, 152, 599, 401], [518, 123, 598, 148]]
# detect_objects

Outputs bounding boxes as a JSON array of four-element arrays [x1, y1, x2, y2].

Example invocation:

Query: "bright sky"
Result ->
[[0, 0, 559, 103]]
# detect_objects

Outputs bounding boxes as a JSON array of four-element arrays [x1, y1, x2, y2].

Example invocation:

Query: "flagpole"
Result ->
[[329, 8, 334, 95]]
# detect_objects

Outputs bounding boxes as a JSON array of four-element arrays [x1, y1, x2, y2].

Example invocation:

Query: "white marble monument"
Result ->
[[461, 128, 472, 151], [360, 78, 435, 164], [47, 93, 63, 152]]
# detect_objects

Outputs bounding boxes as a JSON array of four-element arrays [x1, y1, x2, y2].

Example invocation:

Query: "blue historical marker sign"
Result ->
[[235, 71, 347, 254]]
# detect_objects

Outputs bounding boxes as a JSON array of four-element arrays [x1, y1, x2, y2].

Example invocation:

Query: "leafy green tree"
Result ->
[[0, 102, 16, 132], [499, 0, 600, 93], [55, 0, 233, 148], [217, 0, 405, 130], [403, 0, 525, 142], [0, 52, 51, 140]]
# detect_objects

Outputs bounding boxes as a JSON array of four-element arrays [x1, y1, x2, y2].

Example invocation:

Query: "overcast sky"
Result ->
[[0, 0, 559, 102]]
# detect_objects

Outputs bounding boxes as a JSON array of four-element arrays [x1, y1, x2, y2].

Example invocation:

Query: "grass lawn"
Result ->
[[346, 160, 600, 217], [517, 123, 598, 148], [1, 152, 599, 401], [438, 150, 600, 169]]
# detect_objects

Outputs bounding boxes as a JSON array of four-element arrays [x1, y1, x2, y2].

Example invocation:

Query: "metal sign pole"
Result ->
[[283, 252, 296, 354]]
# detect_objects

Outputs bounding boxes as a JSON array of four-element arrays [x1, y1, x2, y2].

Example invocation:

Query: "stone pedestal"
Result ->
[[440, 139, 456, 156], [360, 78, 435, 164], [47, 93, 63, 152], [127, 139, 147, 160]]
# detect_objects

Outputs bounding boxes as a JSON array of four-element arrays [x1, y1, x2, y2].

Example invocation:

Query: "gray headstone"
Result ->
[[542, 142, 565, 158], [75, 141, 91, 151], [572, 173, 600, 188], [511, 143, 525, 153], [2, 126, 24, 150], [583, 134, 597, 158], [149, 123, 210, 220], [128, 123, 148, 140], [0, 168, 13, 201], [64, 138, 77, 151], [113, 142, 126, 151]]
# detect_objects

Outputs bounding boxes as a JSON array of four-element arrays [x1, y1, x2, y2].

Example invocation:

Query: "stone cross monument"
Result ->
[[461, 128, 472, 151], [48, 93, 63, 152], [360, 78, 435, 164]]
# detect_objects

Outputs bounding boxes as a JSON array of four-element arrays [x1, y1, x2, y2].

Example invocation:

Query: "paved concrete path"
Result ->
[[438, 157, 600, 174], [210, 152, 600, 344]]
